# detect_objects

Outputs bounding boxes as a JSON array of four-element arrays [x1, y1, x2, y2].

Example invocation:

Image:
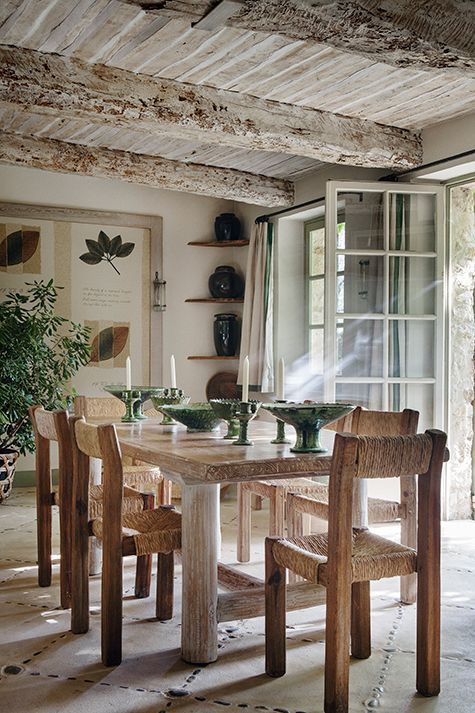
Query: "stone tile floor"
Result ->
[[1, 488, 474, 713]]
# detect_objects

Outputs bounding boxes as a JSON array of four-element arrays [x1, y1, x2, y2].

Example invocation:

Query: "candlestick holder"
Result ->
[[271, 400, 291, 444], [121, 389, 141, 423], [233, 401, 261, 446], [151, 388, 190, 425]]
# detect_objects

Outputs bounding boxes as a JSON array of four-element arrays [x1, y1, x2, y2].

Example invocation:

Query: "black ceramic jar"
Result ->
[[214, 213, 241, 242], [213, 313, 240, 357], [208, 266, 244, 299]]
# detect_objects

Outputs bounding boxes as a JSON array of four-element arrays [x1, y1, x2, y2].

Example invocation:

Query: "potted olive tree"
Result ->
[[0, 279, 90, 502]]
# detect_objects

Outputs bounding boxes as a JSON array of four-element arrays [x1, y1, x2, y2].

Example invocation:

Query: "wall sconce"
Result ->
[[153, 271, 167, 311]]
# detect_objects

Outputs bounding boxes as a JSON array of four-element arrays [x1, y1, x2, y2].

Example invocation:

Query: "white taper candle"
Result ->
[[170, 354, 177, 388], [277, 357, 285, 400], [125, 356, 132, 391], [242, 355, 249, 402]]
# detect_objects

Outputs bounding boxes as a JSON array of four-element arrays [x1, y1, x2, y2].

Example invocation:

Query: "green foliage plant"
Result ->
[[0, 279, 91, 455]]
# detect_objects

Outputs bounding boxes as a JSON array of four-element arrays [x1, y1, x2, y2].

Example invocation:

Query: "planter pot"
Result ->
[[208, 265, 244, 299], [214, 213, 241, 242], [213, 313, 240, 356], [0, 449, 19, 503]]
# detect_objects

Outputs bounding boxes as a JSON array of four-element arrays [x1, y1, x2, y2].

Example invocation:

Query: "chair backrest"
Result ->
[[74, 396, 126, 419], [29, 405, 73, 497], [326, 429, 447, 570], [324, 406, 419, 437], [71, 417, 124, 521]]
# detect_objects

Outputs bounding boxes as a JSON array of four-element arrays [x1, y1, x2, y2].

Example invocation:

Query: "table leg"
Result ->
[[181, 483, 219, 664]]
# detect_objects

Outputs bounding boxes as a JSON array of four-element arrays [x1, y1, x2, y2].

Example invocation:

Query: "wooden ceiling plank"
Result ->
[[0, 132, 295, 206], [0, 45, 422, 169], [120, 0, 475, 77]]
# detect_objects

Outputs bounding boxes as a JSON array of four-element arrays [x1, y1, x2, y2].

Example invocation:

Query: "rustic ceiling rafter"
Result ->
[[0, 45, 422, 169], [121, 0, 475, 77], [0, 132, 294, 206]]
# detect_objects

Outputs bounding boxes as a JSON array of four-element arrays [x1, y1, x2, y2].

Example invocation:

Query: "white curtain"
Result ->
[[238, 221, 274, 392]]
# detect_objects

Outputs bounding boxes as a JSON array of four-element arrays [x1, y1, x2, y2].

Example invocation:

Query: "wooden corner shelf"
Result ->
[[187, 240, 249, 247], [185, 298, 244, 303], [187, 355, 240, 360]]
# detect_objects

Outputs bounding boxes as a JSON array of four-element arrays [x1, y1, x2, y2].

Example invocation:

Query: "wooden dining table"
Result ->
[[115, 419, 335, 664]]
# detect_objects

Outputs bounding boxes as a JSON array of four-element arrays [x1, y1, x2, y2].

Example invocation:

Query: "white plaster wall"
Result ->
[[422, 113, 475, 165]]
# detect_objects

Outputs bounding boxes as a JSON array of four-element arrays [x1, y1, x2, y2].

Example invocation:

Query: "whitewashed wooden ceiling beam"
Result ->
[[0, 132, 295, 206], [122, 0, 475, 77], [0, 45, 422, 169]]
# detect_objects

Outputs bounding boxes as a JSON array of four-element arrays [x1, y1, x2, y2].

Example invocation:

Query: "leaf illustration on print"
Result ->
[[0, 229, 40, 266], [79, 230, 135, 275], [89, 325, 129, 363]]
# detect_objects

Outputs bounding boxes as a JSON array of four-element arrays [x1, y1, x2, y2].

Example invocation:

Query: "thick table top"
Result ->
[[115, 419, 334, 485]]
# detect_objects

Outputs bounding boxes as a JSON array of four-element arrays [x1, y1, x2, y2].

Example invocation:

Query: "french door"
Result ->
[[324, 181, 446, 434]]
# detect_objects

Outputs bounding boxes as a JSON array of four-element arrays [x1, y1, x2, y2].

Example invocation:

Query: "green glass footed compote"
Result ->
[[103, 385, 164, 421], [150, 388, 190, 425], [208, 399, 260, 439], [158, 402, 223, 432], [261, 402, 355, 453]]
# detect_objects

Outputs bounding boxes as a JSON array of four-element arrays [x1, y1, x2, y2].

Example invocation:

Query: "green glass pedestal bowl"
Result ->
[[103, 385, 164, 420], [150, 389, 190, 425], [208, 399, 260, 439], [261, 402, 355, 453], [159, 402, 223, 432]]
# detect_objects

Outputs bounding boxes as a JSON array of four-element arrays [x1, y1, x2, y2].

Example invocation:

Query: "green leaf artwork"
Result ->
[[79, 230, 135, 275]]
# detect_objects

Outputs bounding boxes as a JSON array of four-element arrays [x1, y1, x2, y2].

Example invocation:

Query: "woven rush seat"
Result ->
[[290, 489, 401, 525], [51, 483, 144, 519], [91, 506, 182, 556], [271, 530, 417, 586]]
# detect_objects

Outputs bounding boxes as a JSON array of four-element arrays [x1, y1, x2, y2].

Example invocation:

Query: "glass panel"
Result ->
[[389, 320, 435, 378], [336, 319, 383, 377], [336, 255, 384, 313], [336, 382, 383, 410], [389, 256, 436, 315], [336, 192, 384, 249], [310, 278, 324, 324], [388, 383, 434, 430], [310, 328, 324, 374], [389, 193, 436, 252], [309, 227, 324, 275]]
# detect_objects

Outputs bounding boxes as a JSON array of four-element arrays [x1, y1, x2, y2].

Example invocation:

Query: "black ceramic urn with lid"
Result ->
[[208, 266, 244, 299], [214, 213, 241, 242]]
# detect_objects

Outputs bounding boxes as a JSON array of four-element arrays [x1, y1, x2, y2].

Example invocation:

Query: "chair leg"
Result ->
[[416, 556, 440, 695], [36, 435, 52, 588], [237, 484, 251, 562], [158, 478, 173, 506], [101, 545, 123, 667], [156, 552, 174, 620], [324, 578, 352, 713], [265, 537, 287, 677], [58, 502, 72, 609], [269, 488, 285, 537], [400, 475, 417, 604], [134, 493, 154, 598], [351, 581, 371, 659], [251, 493, 263, 510]]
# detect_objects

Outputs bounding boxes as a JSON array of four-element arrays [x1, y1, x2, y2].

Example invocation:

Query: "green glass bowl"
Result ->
[[103, 385, 164, 420], [208, 399, 260, 439], [150, 389, 190, 425], [159, 402, 223, 432], [261, 402, 355, 453]]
